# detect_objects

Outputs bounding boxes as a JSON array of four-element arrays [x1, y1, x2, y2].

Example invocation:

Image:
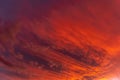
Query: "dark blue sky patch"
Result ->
[[0, 0, 22, 20]]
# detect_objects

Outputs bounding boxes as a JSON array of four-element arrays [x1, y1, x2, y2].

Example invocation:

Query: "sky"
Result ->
[[0, 0, 120, 80]]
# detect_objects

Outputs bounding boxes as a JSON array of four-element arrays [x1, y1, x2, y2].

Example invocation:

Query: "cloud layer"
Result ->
[[0, 0, 120, 80]]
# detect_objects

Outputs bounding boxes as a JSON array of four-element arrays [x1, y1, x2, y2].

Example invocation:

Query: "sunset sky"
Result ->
[[0, 0, 120, 80]]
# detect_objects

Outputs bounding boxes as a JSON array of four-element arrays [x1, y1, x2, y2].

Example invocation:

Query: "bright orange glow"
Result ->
[[0, 0, 120, 80]]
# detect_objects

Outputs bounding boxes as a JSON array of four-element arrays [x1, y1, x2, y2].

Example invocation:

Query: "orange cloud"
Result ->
[[0, 0, 120, 80]]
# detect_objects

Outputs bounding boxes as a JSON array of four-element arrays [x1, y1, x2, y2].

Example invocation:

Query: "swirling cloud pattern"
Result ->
[[0, 0, 120, 80]]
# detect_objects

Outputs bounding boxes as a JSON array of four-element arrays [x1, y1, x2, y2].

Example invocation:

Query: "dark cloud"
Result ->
[[0, 67, 28, 79], [0, 0, 119, 80]]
